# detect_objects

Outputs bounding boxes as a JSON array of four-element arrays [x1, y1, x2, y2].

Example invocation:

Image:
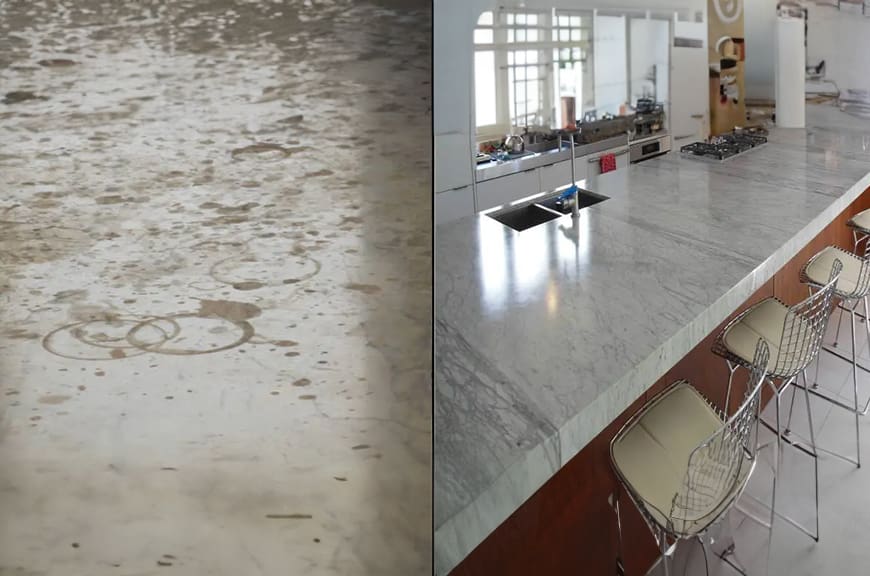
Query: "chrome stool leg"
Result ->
[[801, 369, 821, 539], [613, 483, 625, 576], [659, 527, 670, 576], [754, 375, 820, 541]]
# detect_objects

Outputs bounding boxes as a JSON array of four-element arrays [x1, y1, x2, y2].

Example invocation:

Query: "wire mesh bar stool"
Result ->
[[848, 208, 870, 256], [794, 245, 870, 468], [844, 209, 870, 325], [711, 259, 842, 543], [611, 340, 770, 576]]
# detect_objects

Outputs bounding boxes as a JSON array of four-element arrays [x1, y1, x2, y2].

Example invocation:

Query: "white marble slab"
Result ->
[[434, 105, 870, 575]]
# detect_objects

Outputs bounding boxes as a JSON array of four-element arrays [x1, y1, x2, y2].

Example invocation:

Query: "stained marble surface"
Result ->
[[0, 1, 431, 575], [435, 105, 870, 575]]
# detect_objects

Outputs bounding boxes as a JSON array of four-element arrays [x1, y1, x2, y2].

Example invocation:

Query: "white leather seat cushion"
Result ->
[[612, 382, 746, 535], [723, 298, 787, 367], [804, 245, 864, 297], [850, 208, 870, 232]]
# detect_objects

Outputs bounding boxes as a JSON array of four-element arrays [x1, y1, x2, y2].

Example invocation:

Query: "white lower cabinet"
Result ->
[[539, 158, 588, 193], [436, 185, 475, 225], [475, 168, 539, 212]]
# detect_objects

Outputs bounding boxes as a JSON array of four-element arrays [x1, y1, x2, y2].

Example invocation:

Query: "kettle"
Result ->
[[505, 133, 524, 153]]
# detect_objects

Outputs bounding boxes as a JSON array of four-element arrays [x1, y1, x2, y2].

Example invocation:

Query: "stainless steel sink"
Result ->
[[487, 188, 609, 231], [536, 188, 608, 214], [487, 203, 562, 232]]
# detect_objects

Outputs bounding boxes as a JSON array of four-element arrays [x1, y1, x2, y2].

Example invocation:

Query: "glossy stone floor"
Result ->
[[0, 1, 431, 574]]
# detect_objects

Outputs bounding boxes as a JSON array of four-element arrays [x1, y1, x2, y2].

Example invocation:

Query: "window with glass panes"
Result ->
[[504, 10, 546, 128], [552, 11, 591, 128], [473, 8, 593, 135]]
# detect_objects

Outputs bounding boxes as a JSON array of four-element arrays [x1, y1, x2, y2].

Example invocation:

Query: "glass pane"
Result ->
[[571, 29, 580, 42], [474, 29, 493, 44], [561, 48, 570, 61], [507, 13, 514, 25], [516, 51, 526, 65], [528, 14, 537, 25], [573, 47, 581, 60], [474, 51, 497, 127], [517, 29, 526, 42], [553, 48, 559, 61], [571, 16, 581, 27], [559, 29, 569, 42], [527, 50, 537, 63], [528, 67, 538, 80], [528, 29, 538, 42], [507, 29, 514, 43], [552, 29, 558, 41], [478, 11, 493, 25], [507, 52, 514, 65], [517, 13, 526, 25], [516, 67, 526, 80], [559, 15, 569, 26]]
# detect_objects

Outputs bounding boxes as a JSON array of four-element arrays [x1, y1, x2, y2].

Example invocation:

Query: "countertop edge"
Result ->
[[434, 168, 870, 576]]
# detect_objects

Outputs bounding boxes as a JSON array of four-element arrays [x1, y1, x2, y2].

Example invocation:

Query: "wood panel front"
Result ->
[[450, 189, 870, 576]]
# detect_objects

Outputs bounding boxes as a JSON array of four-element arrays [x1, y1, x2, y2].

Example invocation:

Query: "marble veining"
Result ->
[[0, 1, 431, 575], [435, 105, 870, 575]]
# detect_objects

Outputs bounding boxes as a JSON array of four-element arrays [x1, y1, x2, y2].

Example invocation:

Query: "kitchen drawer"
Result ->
[[586, 146, 629, 177], [475, 168, 539, 212], [539, 158, 587, 193], [436, 185, 474, 225]]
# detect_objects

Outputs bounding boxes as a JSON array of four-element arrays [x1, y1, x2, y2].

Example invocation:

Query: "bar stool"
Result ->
[[611, 340, 770, 576], [795, 245, 870, 467], [847, 208, 870, 255], [711, 259, 843, 542]]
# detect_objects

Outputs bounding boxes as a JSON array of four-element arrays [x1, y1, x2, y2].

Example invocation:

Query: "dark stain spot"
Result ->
[[344, 283, 381, 295], [299, 394, 316, 400], [292, 378, 310, 387], [351, 444, 370, 450], [38, 58, 77, 67], [265, 513, 312, 519], [3, 91, 44, 104], [197, 299, 261, 321], [333, 476, 347, 482], [38, 394, 70, 405], [232, 281, 264, 291], [110, 349, 127, 359], [95, 195, 126, 205]]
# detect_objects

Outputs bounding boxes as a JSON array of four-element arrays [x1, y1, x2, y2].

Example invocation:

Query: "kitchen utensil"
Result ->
[[505, 133, 524, 153]]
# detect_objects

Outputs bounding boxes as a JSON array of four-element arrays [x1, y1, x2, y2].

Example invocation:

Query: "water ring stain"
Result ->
[[42, 317, 177, 361], [126, 313, 254, 355]]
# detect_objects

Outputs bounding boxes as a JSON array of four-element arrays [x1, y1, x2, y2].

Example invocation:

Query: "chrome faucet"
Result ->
[[558, 136, 580, 220]]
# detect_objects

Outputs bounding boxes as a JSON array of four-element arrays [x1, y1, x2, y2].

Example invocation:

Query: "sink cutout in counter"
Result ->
[[487, 189, 609, 232]]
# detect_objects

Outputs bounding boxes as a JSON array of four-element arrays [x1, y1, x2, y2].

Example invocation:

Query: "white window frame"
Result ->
[[473, 8, 593, 142]]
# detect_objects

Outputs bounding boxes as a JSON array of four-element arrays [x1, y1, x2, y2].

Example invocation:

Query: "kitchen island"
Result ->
[[435, 104, 870, 575]]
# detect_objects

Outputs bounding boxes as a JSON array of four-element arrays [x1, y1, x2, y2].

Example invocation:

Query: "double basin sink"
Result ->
[[487, 188, 608, 232]]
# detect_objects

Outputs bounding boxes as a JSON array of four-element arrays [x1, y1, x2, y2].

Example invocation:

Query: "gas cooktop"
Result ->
[[680, 128, 768, 162]]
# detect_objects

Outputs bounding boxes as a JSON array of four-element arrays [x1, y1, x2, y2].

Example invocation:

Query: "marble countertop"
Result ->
[[435, 104, 870, 575]]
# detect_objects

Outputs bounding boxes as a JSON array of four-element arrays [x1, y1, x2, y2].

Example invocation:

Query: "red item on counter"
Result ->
[[600, 153, 616, 174]]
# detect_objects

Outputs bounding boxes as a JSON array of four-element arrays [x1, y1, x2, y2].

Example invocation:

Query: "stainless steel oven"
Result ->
[[629, 133, 672, 163]]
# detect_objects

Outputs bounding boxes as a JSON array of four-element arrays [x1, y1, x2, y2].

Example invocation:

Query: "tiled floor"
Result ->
[[0, 1, 430, 574], [649, 303, 870, 576]]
